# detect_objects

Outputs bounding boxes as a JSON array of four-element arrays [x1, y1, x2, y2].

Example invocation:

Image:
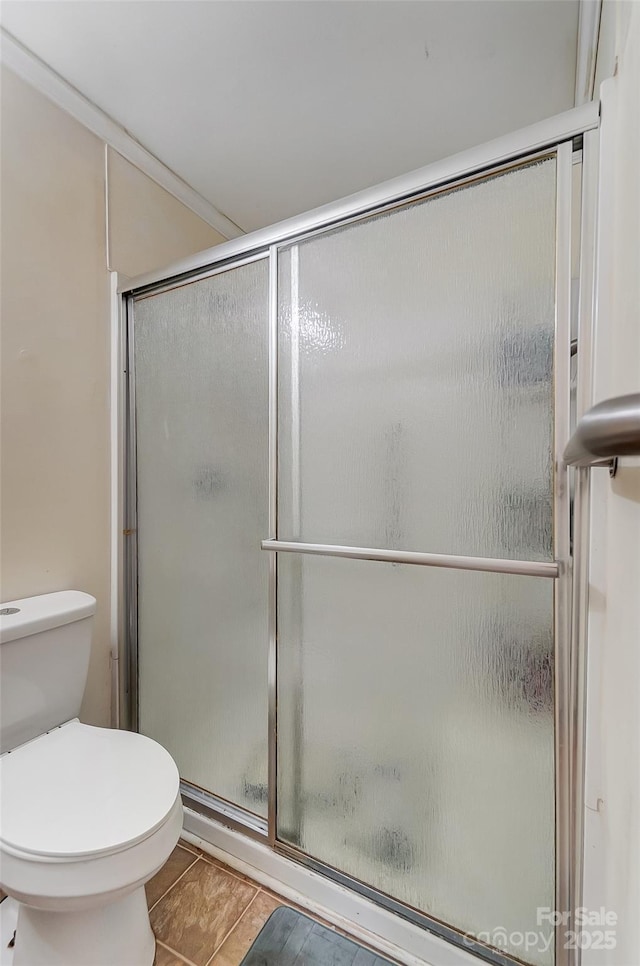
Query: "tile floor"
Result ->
[[149, 839, 378, 966], [148, 840, 282, 966]]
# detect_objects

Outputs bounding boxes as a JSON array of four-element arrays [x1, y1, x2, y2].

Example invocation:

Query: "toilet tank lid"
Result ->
[[0, 591, 96, 644]]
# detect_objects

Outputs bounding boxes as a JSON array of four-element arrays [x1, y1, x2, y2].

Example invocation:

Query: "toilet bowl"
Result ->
[[0, 593, 182, 965]]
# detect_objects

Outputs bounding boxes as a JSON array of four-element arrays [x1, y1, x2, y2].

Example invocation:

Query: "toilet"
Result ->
[[0, 591, 182, 966]]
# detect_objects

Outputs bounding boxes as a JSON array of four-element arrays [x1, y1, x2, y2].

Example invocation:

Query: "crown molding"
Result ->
[[0, 28, 244, 240], [575, 0, 603, 105]]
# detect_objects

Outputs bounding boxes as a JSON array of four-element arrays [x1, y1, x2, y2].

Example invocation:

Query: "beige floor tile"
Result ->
[[190, 849, 256, 886], [178, 841, 266, 888], [176, 839, 212, 859], [209, 891, 284, 966], [147, 846, 199, 908], [150, 859, 258, 966], [154, 942, 195, 966], [154, 942, 193, 966], [178, 838, 201, 855]]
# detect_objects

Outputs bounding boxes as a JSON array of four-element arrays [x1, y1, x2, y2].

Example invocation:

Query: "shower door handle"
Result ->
[[563, 392, 640, 469]]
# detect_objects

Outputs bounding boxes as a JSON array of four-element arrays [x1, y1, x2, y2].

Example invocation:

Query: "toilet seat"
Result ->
[[0, 720, 180, 860]]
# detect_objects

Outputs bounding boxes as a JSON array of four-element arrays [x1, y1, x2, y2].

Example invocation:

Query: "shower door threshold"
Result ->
[[180, 781, 268, 842]]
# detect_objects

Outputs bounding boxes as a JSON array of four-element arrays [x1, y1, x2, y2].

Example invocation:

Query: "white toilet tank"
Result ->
[[0, 591, 96, 754]]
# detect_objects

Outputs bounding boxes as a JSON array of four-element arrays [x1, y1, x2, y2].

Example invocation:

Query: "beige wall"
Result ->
[[0, 67, 111, 726], [0, 67, 225, 727], [107, 147, 225, 279]]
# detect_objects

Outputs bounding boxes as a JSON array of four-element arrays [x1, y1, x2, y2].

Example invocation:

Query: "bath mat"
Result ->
[[240, 905, 394, 965]]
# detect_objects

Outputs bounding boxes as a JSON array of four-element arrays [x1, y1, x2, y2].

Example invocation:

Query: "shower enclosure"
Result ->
[[120, 105, 598, 966]]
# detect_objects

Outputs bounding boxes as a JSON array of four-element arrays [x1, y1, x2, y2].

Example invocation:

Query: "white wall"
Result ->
[[583, 3, 640, 962], [0, 67, 225, 726], [593, 0, 635, 92]]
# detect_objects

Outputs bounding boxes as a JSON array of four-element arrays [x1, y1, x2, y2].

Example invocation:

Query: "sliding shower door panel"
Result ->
[[278, 555, 554, 939], [133, 258, 269, 816], [278, 158, 556, 561], [276, 156, 559, 966]]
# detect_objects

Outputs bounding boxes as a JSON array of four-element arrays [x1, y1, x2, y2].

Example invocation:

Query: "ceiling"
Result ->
[[1, 1, 580, 233]]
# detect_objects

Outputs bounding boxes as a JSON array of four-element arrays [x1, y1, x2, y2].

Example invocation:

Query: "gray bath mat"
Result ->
[[240, 906, 394, 965]]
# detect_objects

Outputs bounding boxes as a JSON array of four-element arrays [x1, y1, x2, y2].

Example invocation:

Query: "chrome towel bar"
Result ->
[[261, 540, 559, 578]]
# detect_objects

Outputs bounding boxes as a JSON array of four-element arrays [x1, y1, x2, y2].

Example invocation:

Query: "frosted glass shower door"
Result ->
[[133, 257, 269, 816], [276, 157, 559, 965]]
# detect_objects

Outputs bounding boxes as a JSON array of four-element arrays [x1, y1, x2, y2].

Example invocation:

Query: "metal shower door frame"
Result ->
[[120, 102, 600, 966]]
